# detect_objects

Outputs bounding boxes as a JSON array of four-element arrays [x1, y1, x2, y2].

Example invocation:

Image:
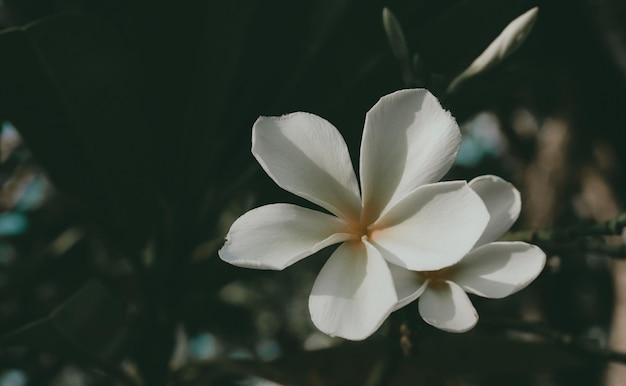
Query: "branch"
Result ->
[[367, 311, 410, 386], [581, 239, 626, 258], [503, 212, 626, 243], [501, 212, 626, 257], [482, 319, 626, 364]]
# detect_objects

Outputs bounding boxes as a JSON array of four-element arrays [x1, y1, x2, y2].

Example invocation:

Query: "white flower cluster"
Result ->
[[219, 89, 545, 340]]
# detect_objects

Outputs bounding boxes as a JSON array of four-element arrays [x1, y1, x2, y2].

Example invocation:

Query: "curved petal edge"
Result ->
[[388, 262, 429, 311], [309, 241, 397, 340], [219, 204, 353, 270], [370, 181, 490, 271], [418, 281, 478, 333], [453, 241, 546, 299], [252, 113, 362, 222], [469, 175, 521, 246], [359, 89, 461, 223]]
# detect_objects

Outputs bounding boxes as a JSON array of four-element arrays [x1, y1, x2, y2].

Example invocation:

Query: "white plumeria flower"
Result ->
[[390, 175, 546, 332], [219, 89, 490, 340]]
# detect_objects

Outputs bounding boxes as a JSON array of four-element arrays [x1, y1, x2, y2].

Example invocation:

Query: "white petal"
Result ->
[[359, 89, 461, 223], [469, 175, 521, 246], [309, 241, 397, 340], [418, 281, 478, 333], [252, 113, 361, 222], [370, 181, 489, 271], [219, 204, 353, 270], [388, 263, 429, 311], [453, 241, 546, 299]]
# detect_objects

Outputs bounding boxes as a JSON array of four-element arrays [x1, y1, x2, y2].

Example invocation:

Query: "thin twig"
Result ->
[[367, 309, 412, 386], [502, 212, 626, 243], [501, 212, 626, 257], [482, 319, 626, 364], [581, 239, 626, 258]]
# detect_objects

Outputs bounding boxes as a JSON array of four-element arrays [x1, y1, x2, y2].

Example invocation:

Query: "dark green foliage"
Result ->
[[3, 280, 129, 362], [0, 14, 157, 253]]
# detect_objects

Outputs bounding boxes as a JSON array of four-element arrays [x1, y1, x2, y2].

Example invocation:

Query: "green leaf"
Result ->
[[2, 280, 131, 365], [0, 14, 157, 252], [160, 0, 260, 210]]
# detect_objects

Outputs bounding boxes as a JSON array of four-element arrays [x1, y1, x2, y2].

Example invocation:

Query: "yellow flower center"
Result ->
[[344, 218, 378, 243], [416, 266, 455, 288]]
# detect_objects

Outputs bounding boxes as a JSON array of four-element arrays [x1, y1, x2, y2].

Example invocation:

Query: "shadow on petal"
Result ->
[[309, 242, 397, 340]]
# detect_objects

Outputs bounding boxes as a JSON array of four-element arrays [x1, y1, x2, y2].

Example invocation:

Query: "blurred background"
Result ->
[[0, 0, 625, 385]]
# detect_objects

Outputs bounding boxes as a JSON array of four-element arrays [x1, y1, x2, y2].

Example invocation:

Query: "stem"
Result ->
[[482, 319, 626, 364], [134, 203, 186, 386], [501, 212, 626, 257], [502, 212, 626, 243], [581, 240, 626, 258], [367, 309, 413, 386]]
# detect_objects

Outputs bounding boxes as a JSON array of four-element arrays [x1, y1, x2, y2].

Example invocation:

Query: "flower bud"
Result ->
[[447, 7, 539, 93]]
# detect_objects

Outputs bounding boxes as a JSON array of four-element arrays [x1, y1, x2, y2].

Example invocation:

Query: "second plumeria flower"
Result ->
[[219, 89, 490, 340], [390, 175, 546, 332]]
